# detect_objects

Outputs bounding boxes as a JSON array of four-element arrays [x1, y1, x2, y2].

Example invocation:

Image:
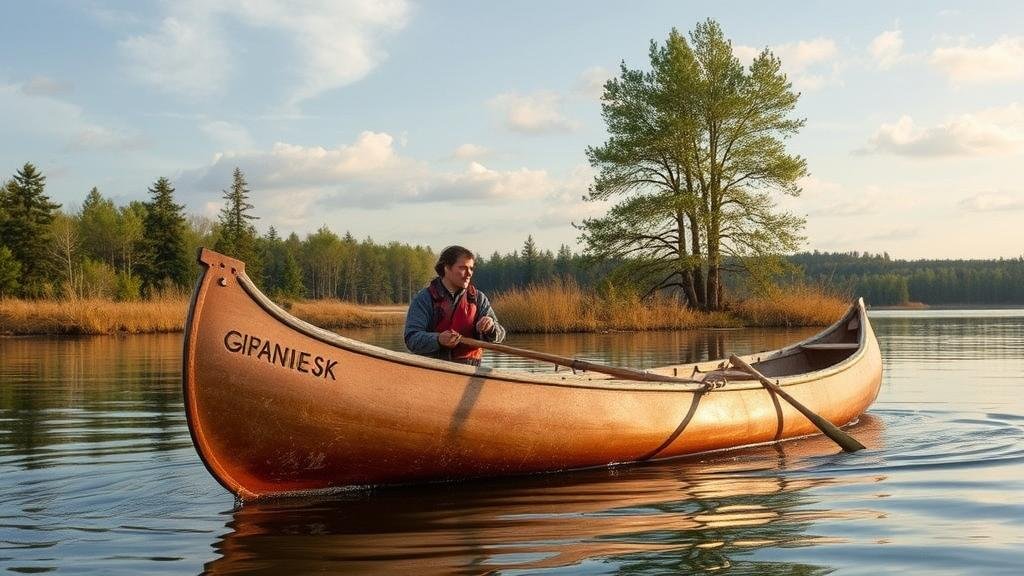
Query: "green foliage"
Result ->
[[581, 21, 807, 310], [79, 187, 120, 266], [0, 244, 21, 296], [214, 167, 261, 282], [790, 251, 1024, 305], [261, 227, 305, 300], [116, 202, 147, 280], [0, 163, 61, 296], [116, 270, 142, 301], [80, 258, 119, 299], [138, 177, 189, 295]]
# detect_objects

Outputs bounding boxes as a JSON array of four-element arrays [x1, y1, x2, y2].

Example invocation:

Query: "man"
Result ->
[[404, 245, 506, 365]]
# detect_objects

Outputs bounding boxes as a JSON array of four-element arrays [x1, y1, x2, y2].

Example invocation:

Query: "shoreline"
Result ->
[[1, 296, 844, 336]]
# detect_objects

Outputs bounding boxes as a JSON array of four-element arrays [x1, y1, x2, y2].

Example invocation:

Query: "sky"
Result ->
[[2, 1, 1023, 260]]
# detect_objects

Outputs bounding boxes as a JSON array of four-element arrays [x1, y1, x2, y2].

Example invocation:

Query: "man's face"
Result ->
[[443, 256, 474, 290]]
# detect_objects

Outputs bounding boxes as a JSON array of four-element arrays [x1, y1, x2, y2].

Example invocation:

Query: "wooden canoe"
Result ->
[[183, 248, 882, 500]]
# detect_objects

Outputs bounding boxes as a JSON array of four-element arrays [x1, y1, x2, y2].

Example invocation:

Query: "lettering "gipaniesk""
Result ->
[[223, 330, 338, 380]]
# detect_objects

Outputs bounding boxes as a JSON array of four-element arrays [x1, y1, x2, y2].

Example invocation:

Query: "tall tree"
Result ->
[[79, 187, 120, 266], [0, 163, 61, 296], [261, 227, 305, 299], [521, 235, 539, 285], [581, 21, 806, 310], [49, 212, 82, 297], [116, 201, 147, 282], [138, 177, 189, 295], [214, 167, 261, 281]]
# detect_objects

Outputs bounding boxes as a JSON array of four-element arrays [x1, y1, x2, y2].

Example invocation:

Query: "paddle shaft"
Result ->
[[461, 337, 700, 384], [729, 355, 866, 453]]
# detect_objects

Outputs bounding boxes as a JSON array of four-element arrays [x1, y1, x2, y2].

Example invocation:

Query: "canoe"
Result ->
[[183, 248, 882, 500]]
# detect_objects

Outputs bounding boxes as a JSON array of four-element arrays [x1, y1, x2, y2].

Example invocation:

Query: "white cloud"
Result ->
[[958, 192, 1024, 212], [736, 37, 840, 92], [119, 0, 409, 104], [860, 104, 1024, 157], [0, 81, 143, 152], [176, 132, 564, 223], [20, 75, 73, 97], [574, 66, 612, 98], [931, 36, 1024, 84], [489, 91, 579, 133], [120, 13, 228, 100], [869, 29, 904, 70], [733, 45, 760, 65], [451, 143, 489, 160], [200, 120, 253, 152], [67, 126, 146, 152]]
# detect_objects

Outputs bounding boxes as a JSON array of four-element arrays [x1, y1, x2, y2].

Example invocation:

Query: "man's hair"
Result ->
[[434, 245, 474, 276]]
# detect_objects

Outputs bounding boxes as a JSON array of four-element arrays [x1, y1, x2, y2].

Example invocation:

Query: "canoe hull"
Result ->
[[184, 249, 882, 500]]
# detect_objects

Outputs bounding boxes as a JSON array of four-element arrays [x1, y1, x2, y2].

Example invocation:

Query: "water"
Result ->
[[2, 310, 1023, 574]]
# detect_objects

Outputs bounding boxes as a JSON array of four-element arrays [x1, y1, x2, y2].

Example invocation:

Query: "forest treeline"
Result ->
[[2, 163, 1021, 306], [789, 251, 1024, 306]]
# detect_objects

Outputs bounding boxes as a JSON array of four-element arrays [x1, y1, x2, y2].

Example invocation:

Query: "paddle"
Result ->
[[460, 337, 702, 384], [728, 354, 866, 453]]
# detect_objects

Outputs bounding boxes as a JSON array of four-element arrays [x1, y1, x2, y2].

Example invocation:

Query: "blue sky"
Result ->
[[2, 1, 1023, 259]]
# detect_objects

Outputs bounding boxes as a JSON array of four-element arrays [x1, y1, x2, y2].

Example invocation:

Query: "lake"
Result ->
[[2, 310, 1023, 574]]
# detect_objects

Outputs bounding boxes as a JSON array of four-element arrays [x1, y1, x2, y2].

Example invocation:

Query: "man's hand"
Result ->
[[438, 329, 462, 348], [476, 316, 495, 334]]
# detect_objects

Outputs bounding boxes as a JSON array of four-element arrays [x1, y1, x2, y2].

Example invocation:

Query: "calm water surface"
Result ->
[[2, 310, 1023, 574]]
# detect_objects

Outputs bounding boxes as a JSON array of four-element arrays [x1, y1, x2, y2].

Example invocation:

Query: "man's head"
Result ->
[[435, 245, 475, 291]]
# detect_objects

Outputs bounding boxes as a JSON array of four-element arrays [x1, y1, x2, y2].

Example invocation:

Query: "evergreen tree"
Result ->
[[521, 235, 539, 285], [0, 163, 61, 296], [214, 167, 261, 281], [138, 177, 189, 295], [260, 226, 304, 299]]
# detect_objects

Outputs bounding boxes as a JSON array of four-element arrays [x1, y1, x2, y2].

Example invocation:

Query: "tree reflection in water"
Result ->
[[205, 415, 884, 575]]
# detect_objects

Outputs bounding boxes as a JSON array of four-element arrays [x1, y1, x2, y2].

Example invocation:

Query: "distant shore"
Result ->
[[1, 285, 852, 336]]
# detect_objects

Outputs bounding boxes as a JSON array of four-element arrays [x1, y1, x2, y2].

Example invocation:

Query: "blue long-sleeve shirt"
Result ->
[[404, 282, 506, 357]]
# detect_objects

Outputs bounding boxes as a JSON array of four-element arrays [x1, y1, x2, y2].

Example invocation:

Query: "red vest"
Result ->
[[427, 278, 483, 363]]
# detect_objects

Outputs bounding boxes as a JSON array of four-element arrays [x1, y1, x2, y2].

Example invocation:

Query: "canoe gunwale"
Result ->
[[224, 253, 871, 393]]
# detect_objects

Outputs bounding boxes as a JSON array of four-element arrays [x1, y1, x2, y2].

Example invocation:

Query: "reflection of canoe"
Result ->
[[183, 248, 883, 500], [204, 415, 885, 574]]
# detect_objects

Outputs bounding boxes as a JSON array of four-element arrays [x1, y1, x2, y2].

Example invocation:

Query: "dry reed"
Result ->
[[0, 284, 848, 336], [0, 297, 189, 335], [288, 299, 404, 329], [493, 279, 739, 333], [732, 285, 849, 327], [0, 297, 404, 335], [494, 280, 847, 333]]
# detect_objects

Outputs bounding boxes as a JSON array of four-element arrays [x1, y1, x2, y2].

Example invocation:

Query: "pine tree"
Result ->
[[521, 235, 539, 285], [138, 177, 189, 295], [0, 163, 61, 296], [214, 167, 261, 281]]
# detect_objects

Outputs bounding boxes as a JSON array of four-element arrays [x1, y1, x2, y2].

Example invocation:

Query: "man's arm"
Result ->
[[404, 290, 441, 354], [474, 291, 506, 343]]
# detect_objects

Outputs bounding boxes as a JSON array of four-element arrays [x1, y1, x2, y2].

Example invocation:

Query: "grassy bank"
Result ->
[[494, 280, 849, 332], [1, 284, 847, 335], [0, 297, 404, 335]]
